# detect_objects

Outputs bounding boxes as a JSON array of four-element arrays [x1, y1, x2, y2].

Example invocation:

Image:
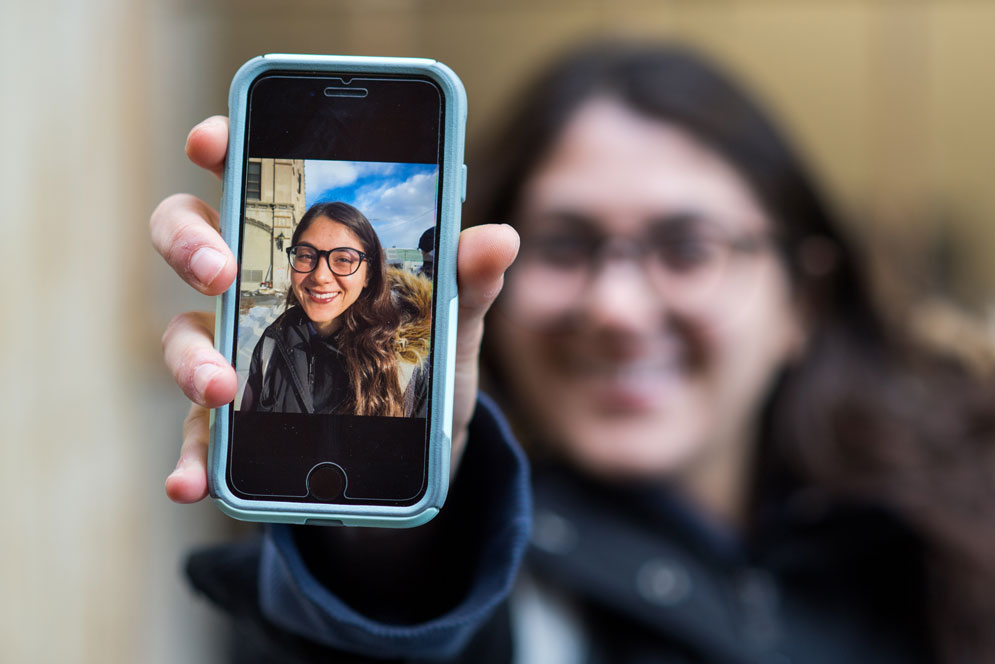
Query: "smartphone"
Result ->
[[209, 54, 466, 527]]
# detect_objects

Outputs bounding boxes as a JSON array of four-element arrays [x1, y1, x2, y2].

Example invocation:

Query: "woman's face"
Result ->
[[492, 98, 806, 485], [290, 216, 369, 336]]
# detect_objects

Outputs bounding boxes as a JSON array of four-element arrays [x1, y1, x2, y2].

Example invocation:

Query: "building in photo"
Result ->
[[242, 158, 306, 294]]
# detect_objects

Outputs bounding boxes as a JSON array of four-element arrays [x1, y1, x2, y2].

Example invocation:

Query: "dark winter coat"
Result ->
[[241, 269, 431, 417], [186, 397, 933, 664]]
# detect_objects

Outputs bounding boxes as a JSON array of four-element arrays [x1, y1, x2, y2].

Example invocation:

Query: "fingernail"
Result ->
[[193, 364, 222, 398], [190, 247, 226, 286]]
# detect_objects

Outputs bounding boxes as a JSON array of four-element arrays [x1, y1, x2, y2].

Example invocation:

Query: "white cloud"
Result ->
[[304, 161, 399, 203], [305, 161, 359, 193], [356, 172, 438, 249]]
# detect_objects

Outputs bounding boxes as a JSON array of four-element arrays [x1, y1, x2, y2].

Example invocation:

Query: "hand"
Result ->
[[153, 116, 519, 503]]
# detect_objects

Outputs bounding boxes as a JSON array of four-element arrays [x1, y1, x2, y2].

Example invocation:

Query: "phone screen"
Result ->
[[227, 73, 443, 506]]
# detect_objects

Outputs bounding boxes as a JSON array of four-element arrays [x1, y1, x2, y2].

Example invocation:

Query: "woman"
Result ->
[[242, 201, 431, 417], [153, 43, 995, 662], [469, 42, 995, 663]]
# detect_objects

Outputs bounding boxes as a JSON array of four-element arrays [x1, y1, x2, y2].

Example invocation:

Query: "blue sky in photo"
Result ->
[[304, 160, 438, 250]]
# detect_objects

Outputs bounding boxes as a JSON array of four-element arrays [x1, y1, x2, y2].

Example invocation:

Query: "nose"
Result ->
[[580, 257, 667, 336], [309, 256, 337, 283]]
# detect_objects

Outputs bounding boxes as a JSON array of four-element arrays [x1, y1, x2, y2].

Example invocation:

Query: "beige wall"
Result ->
[[2, 0, 993, 662]]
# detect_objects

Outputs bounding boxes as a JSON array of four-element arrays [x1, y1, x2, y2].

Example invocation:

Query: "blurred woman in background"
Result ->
[[470, 42, 995, 663], [154, 41, 995, 663]]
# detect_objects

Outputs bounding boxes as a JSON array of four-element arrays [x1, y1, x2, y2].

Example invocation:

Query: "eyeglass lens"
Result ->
[[500, 223, 765, 326], [289, 246, 364, 276]]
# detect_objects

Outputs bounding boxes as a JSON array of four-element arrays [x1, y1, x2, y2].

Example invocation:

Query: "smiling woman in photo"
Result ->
[[241, 201, 431, 417]]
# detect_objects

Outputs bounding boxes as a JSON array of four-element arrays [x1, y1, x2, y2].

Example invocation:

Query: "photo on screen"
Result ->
[[234, 158, 439, 417]]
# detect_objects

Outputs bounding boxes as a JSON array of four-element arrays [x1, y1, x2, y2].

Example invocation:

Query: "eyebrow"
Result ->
[[527, 210, 599, 233], [527, 209, 718, 234], [646, 211, 719, 232], [294, 242, 365, 252]]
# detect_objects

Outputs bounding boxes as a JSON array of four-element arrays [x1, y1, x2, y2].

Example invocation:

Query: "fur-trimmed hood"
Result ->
[[388, 267, 433, 368]]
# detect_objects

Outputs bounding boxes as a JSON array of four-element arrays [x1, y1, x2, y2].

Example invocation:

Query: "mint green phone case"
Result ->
[[210, 54, 466, 527]]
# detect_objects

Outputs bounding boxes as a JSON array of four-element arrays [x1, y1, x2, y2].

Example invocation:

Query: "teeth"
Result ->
[[308, 290, 338, 302], [574, 360, 680, 379], [609, 365, 675, 379]]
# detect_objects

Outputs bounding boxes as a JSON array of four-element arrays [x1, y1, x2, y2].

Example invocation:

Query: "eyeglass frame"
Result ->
[[510, 224, 775, 279], [286, 244, 369, 276]]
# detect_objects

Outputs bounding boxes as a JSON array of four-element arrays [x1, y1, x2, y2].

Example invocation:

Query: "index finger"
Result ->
[[185, 116, 229, 179]]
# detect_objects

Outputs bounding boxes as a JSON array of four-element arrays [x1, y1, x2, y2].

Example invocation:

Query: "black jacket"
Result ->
[[521, 465, 931, 663], [241, 271, 431, 416], [187, 400, 933, 664], [242, 306, 351, 414]]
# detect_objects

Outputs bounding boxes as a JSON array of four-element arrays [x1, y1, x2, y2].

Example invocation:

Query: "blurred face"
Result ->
[[290, 216, 369, 336], [492, 99, 805, 486]]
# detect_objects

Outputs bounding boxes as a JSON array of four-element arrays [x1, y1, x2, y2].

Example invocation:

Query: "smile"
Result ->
[[567, 358, 687, 413], [306, 288, 340, 304], [566, 355, 685, 379]]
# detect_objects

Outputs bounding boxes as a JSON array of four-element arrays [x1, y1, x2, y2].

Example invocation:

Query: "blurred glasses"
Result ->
[[287, 245, 367, 276], [500, 217, 773, 327]]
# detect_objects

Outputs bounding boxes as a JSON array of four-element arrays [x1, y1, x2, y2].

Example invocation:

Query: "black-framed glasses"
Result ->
[[520, 226, 770, 275], [501, 218, 775, 326], [287, 245, 368, 276]]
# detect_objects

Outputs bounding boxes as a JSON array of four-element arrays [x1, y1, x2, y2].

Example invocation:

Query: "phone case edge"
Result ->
[[209, 54, 467, 527]]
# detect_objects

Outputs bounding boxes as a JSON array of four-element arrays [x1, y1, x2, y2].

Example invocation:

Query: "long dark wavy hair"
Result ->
[[287, 202, 405, 416], [468, 42, 995, 662]]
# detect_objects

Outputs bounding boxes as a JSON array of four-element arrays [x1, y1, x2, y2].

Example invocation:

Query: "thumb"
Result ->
[[456, 224, 520, 355], [447, 223, 519, 465]]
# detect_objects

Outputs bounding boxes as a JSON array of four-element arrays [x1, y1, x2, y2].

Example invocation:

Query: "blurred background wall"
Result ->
[[1, 0, 992, 661]]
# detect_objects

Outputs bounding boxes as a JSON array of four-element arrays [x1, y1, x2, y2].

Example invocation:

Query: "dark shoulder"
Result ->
[[186, 533, 516, 664], [261, 306, 309, 342], [186, 538, 372, 664], [527, 465, 931, 664]]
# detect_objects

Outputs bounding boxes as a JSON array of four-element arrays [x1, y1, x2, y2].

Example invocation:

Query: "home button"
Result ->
[[306, 463, 347, 501]]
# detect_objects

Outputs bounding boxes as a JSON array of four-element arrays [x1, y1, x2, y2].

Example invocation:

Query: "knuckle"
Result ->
[[182, 406, 208, 439], [178, 332, 209, 369], [176, 344, 210, 395], [150, 193, 190, 240], [161, 311, 193, 351], [163, 219, 203, 275], [162, 312, 218, 396], [151, 194, 219, 275]]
